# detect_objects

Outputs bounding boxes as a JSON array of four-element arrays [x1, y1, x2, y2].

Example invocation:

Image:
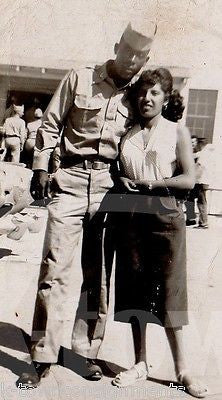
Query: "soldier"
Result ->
[[185, 136, 209, 228], [25, 108, 43, 167], [18, 21, 157, 387], [2, 104, 26, 163]]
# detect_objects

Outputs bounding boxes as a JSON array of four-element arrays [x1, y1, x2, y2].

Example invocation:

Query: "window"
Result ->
[[186, 89, 218, 143]]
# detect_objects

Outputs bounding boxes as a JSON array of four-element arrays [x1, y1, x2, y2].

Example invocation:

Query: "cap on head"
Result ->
[[122, 21, 157, 52], [13, 104, 24, 112], [13, 104, 24, 113], [34, 108, 43, 118]]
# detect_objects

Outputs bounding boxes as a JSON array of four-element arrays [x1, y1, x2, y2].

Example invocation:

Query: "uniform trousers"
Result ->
[[4, 136, 21, 162], [185, 183, 208, 226], [31, 166, 114, 362]]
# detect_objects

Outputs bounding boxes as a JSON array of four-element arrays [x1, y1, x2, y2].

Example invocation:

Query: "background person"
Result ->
[[111, 69, 208, 398], [185, 136, 209, 228], [25, 108, 43, 168], [0, 101, 17, 155], [2, 104, 26, 163]]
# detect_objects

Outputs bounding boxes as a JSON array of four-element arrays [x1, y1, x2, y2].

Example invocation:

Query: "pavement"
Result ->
[[0, 207, 222, 400]]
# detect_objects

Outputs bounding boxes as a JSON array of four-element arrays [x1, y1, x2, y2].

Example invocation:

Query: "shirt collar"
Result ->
[[93, 61, 132, 90], [93, 62, 108, 84]]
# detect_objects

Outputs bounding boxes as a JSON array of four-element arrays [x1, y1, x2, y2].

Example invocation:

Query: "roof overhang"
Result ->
[[0, 63, 191, 81]]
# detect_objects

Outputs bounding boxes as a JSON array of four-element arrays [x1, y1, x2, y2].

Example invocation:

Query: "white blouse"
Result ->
[[120, 116, 178, 181]]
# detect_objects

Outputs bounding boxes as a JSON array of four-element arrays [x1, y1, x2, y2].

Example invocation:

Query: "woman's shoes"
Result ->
[[112, 365, 208, 395], [112, 362, 148, 387], [84, 359, 103, 381], [177, 369, 208, 398]]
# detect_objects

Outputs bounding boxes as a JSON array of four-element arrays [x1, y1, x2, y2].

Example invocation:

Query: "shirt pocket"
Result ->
[[72, 93, 105, 132]]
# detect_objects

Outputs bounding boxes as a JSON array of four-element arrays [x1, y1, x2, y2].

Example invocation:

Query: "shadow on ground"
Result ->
[[0, 322, 30, 353], [0, 325, 125, 381], [57, 347, 125, 379], [0, 348, 31, 377], [0, 248, 13, 259]]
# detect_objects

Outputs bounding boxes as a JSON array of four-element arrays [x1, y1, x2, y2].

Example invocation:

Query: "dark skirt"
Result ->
[[112, 194, 188, 327]]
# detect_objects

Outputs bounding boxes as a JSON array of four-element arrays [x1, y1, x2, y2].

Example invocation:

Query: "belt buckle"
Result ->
[[92, 161, 103, 170]]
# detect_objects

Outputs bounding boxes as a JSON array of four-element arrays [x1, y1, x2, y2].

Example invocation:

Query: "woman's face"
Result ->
[[137, 82, 166, 119]]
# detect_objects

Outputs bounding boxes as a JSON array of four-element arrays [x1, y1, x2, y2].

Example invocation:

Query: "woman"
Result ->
[[112, 68, 208, 398]]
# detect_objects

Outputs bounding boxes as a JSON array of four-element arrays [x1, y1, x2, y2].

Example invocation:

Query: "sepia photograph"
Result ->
[[0, 0, 222, 398]]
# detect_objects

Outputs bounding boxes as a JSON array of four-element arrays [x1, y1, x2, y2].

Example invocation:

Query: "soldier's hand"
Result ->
[[30, 170, 49, 200]]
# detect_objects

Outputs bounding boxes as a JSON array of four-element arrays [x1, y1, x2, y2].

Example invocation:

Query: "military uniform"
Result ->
[[31, 62, 132, 362], [3, 115, 26, 162]]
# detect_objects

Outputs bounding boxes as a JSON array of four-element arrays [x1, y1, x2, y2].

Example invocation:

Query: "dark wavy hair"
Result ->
[[128, 68, 185, 125]]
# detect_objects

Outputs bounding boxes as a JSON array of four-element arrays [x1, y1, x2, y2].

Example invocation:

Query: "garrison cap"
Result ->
[[34, 108, 43, 118], [122, 21, 157, 52], [13, 104, 24, 113]]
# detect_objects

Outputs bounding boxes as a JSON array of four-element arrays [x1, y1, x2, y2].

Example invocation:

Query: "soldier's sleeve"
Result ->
[[32, 69, 77, 171]]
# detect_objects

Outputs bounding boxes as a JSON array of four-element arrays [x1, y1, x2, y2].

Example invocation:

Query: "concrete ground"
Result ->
[[0, 207, 222, 399]]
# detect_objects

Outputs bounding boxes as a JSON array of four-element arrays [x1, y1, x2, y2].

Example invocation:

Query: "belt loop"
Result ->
[[83, 160, 87, 170]]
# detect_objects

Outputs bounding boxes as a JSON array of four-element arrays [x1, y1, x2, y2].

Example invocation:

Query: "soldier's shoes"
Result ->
[[186, 219, 196, 226], [83, 359, 103, 381], [16, 359, 102, 388], [16, 362, 51, 389]]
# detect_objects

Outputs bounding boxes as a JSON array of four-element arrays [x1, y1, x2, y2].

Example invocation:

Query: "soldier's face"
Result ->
[[114, 39, 149, 80]]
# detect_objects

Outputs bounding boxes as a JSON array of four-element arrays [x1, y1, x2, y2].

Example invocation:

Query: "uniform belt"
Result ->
[[75, 160, 110, 170], [5, 135, 20, 139], [61, 157, 110, 170]]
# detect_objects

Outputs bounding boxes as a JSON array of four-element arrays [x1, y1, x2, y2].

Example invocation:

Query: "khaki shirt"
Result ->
[[27, 119, 42, 140], [3, 115, 26, 144], [33, 62, 132, 171]]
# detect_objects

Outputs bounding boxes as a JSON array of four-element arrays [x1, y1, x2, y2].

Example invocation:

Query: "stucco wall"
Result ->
[[1, 0, 222, 70], [1, 0, 221, 142]]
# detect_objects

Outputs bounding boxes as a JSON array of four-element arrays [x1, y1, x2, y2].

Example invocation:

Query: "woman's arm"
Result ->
[[135, 125, 195, 191]]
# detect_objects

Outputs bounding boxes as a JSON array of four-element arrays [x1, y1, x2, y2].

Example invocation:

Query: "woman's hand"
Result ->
[[119, 177, 139, 192], [134, 179, 156, 190]]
